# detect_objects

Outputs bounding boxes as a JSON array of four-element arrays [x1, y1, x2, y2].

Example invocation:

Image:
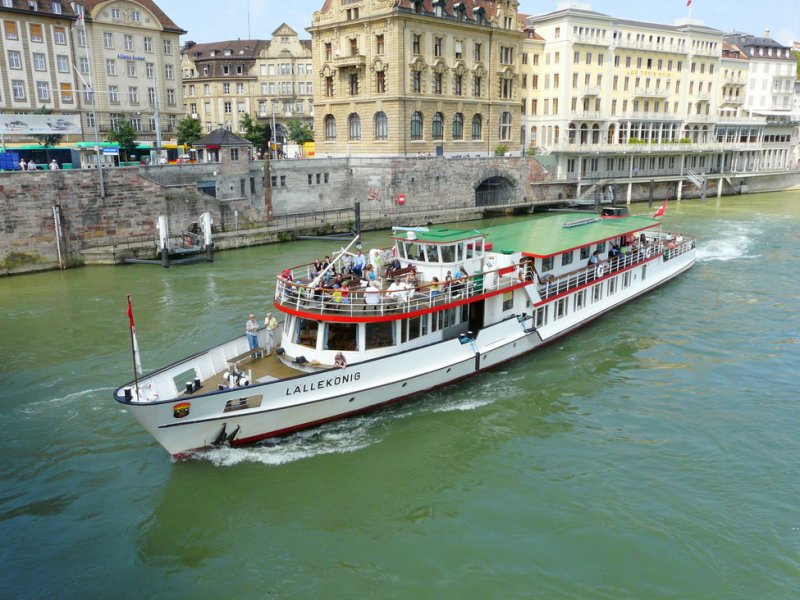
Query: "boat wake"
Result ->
[[191, 416, 385, 466], [191, 381, 504, 466], [18, 387, 115, 416], [696, 222, 759, 262]]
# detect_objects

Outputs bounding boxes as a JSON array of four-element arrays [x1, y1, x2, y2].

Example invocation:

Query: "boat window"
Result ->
[[293, 318, 320, 348], [596, 241, 606, 253], [641, 264, 647, 281], [535, 305, 548, 328], [607, 276, 617, 295], [223, 394, 263, 413], [591, 283, 602, 303], [574, 290, 586, 310], [366, 321, 395, 349], [424, 245, 439, 262], [440, 245, 455, 263], [580, 246, 590, 260], [555, 297, 568, 320], [431, 311, 441, 332], [622, 271, 631, 288], [460, 304, 469, 322], [402, 316, 423, 342], [561, 251, 574, 266], [465, 241, 475, 260], [541, 257, 554, 272], [502, 290, 513, 311], [442, 308, 456, 328], [324, 322, 358, 351]]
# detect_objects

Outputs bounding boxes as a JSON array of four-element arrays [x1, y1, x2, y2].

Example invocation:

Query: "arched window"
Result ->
[[471, 114, 482, 140], [580, 123, 588, 144], [452, 113, 464, 140], [530, 126, 537, 146], [348, 113, 361, 141], [374, 111, 388, 140], [432, 112, 444, 140], [568, 122, 577, 144], [498, 111, 511, 140], [592, 123, 600, 144], [607, 124, 616, 144], [554, 125, 560, 144], [411, 111, 423, 140], [324, 114, 336, 141]]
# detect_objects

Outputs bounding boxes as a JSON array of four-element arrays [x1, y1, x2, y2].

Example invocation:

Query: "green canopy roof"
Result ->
[[396, 213, 661, 257], [484, 213, 660, 257]]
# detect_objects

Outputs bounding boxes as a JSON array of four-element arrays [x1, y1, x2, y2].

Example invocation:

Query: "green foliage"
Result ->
[[32, 107, 63, 149], [628, 137, 646, 144], [286, 118, 314, 144], [525, 146, 537, 156], [106, 119, 137, 160], [239, 113, 270, 155], [176, 117, 202, 147], [494, 144, 508, 156], [794, 51, 800, 78], [679, 137, 691, 144]]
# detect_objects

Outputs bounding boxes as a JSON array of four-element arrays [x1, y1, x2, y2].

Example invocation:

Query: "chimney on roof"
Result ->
[[763, 29, 770, 39]]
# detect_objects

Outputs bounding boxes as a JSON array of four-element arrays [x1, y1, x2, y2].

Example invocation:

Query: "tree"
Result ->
[[286, 118, 314, 144], [239, 113, 270, 156], [107, 119, 137, 162], [32, 107, 63, 160], [176, 117, 202, 147]]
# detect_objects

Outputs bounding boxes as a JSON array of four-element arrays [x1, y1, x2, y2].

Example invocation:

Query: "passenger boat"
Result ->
[[114, 211, 696, 457]]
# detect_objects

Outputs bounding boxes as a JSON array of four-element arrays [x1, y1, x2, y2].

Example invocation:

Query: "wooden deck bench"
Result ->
[[227, 347, 265, 367], [387, 266, 417, 280]]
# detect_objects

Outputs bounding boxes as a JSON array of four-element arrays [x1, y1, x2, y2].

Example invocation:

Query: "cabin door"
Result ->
[[468, 300, 486, 336]]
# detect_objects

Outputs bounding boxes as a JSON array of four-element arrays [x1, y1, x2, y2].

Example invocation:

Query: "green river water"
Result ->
[[1, 192, 799, 598]]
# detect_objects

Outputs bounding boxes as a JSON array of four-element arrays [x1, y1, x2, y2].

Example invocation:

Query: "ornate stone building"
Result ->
[[308, 0, 524, 157], [181, 24, 313, 148], [78, 0, 186, 142]]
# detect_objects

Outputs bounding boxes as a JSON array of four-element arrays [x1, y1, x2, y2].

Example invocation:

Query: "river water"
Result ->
[[1, 192, 799, 598]]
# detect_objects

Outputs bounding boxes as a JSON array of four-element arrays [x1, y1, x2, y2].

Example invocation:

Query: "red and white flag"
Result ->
[[653, 200, 667, 219], [686, 0, 692, 6], [127, 296, 143, 375]]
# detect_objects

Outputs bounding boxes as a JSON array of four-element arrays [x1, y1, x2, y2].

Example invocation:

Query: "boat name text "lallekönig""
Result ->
[[285, 372, 362, 396]]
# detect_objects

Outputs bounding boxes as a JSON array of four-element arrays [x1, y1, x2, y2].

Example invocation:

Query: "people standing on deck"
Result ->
[[352, 249, 366, 278], [430, 277, 441, 299], [49, 159, 60, 170], [27, 159, 37, 171], [19, 158, 26, 171], [264, 312, 279, 355], [245, 314, 259, 354]]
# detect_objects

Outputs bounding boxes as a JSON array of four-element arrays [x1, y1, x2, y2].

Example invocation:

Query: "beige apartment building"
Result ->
[[0, 0, 82, 138], [181, 24, 313, 148], [77, 0, 185, 143], [308, 0, 524, 157], [521, 5, 797, 195]]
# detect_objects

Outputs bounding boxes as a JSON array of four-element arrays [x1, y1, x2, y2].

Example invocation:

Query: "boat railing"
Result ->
[[537, 234, 695, 300], [274, 264, 528, 317]]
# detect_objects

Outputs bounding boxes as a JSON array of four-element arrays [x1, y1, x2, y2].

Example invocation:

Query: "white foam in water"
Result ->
[[192, 376, 508, 466], [18, 386, 115, 416], [192, 416, 383, 466], [696, 222, 760, 263]]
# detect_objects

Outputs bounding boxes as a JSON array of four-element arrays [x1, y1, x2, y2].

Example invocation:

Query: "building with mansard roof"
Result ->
[[308, 0, 524, 156], [181, 24, 313, 150]]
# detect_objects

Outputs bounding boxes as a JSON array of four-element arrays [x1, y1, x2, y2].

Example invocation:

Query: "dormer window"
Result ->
[[224, 49, 232, 56], [210, 50, 217, 57], [28, 0, 38, 10], [52, 1, 62, 14]]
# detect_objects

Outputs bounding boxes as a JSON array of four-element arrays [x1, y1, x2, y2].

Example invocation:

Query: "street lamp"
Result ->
[[271, 102, 278, 159]]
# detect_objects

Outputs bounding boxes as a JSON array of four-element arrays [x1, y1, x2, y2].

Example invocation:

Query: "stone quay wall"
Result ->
[[2, 156, 799, 275]]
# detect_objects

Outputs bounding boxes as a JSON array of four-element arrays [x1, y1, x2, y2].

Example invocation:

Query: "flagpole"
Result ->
[[127, 294, 141, 396]]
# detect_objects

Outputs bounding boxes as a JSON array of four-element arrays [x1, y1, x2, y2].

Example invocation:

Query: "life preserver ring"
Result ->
[[595, 264, 605, 278], [645, 246, 653, 258]]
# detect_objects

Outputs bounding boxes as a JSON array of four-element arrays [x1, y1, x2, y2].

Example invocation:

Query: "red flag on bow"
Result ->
[[127, 295, 143, 375], [653, 200, 667, 219]]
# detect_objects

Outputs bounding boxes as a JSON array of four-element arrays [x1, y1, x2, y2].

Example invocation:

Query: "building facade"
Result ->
[[181, 24, 313, 149], [77, 0, 186, 144], [308, 0, 524, 157], [520, 6, 798, 192], [0, 0, 82, 139]]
